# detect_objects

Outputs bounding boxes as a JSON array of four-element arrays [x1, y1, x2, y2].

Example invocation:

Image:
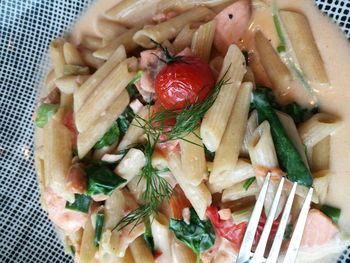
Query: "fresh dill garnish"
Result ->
[[113, 134, 172, 231], [132, 71, 230, 145]]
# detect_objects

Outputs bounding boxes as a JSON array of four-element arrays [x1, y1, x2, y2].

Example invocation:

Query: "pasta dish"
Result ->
[[33, 0, 350, 262]]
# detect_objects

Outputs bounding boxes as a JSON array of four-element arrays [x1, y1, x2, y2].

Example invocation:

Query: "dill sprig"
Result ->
[[133, 71, 230, 145], [114, 134, 172, 231]]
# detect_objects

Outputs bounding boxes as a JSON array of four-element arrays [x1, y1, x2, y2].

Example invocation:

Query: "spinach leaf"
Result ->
[[126, 71, 143, 99], [320, 205, 341, 224], [169, 208, 215, 262], [117, 106, 135, 134], [94, 122, 120, 150], [204, 146, 215, 162], [252, 89, 313, 187], [143, 218, 156, 254], [243, 177, 256, 191], [65, 194, 91, 213], [35, 103, 59, 128], [94, 212, 105, 247], [86, 164, 127, 196]]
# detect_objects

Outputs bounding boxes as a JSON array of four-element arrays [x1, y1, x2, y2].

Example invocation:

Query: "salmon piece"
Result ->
[[44, 189, 88, 234], [66, 163, 87, 194], [301, 209, 339, 247], [214, 0, 252, 54]]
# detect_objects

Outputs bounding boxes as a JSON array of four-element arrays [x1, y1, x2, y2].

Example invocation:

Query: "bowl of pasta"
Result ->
[[28, 0, 350, 262]]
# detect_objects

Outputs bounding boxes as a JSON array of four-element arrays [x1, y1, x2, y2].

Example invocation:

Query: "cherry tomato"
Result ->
[[155, 56, 215, 110]]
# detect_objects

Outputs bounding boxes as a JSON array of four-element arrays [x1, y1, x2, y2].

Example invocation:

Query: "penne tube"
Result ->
[[209, 56, 223, 78], [99, 230, 121, 263], [114, 148, 146, 184], [208, 158, 255, 193], [117, 248, 135, 263], [151, 213, 173, 263], [254, 30, 292, 97], [116, 106, 149, 151], [133, 7, 215, 48], [200, 44, 247, 152], [74, 45, 127, 112], [43, 69, 57, 96], [96, 18, 128, 40], [172, 24, 196, 54], [35, 154, 47, 210], [127, 176, 147, 204], [167, 151, 212, 220], [280, 10, 329, 88], [171, 238, 196, 263], [43, 110, 73, 202], [179, 129, 207, 186], [311, 136, 330, 172], [80, 218, 98, 263], [81, 35, 104, 51], [49, 39, 66, 78], [222, 180, 259, 202], [157, 0, 235, 11], [240, 110, 258, 157], [276, 111, 309, 166], [77, 90, 130, 158], [210, 82, 252, 183], [80, 47, 105, 69], [75, 57, 137, 132], [191, 20, 216, 62], [105, 0, 162, 27], [55, 75, 90, 94], [92, 140, 119, 160], [104, 189, 125, 230], [63, 42, 85, 66], [243, 66, 256, 89], [93, 27, 140, 60], [60, 93, 73, 109], [298, 113, 341, 149], [129, 237, 154, 263]]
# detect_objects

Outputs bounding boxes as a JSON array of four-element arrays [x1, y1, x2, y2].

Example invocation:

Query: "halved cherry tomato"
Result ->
[[155, 56, 215, 110]]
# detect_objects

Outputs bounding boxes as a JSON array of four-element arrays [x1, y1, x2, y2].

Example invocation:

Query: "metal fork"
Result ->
[[237, 173, 314, 263]]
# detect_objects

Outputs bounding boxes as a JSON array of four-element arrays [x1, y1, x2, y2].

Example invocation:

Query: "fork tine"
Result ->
[[237, 173, 271, 263], [283, 187, 314, 263], [266, 182, 298, 263], [252, 177, 286, 263]]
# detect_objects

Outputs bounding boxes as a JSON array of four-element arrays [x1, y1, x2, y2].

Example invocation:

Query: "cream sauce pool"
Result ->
[[70, 0, 350, 239]]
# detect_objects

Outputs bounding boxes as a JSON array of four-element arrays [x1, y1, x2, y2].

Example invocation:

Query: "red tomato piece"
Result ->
[[63, 111, 78, 147], [155, 56, 215, 110]]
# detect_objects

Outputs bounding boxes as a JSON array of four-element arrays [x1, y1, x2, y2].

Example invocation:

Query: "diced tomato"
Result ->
[[206, 205, 280, 249], [63, 110, 78, 147], [170, 185, 192, 219]]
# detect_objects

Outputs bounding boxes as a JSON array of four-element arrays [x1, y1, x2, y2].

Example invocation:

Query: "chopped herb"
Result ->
[[63, 64, 89, 75], [94, 122, 120, 150], [169, 208, 216, 263], [243, 177, 256, 190], [284, 223, 293, 239], [117, 106, 135, 134], [252, 88, 313, 187], [94, 212, 105, 247], [320, 205, 341, 224], [86, 163, 127, 196], [143, 217, 156, 254], [272, 14, 286, 53], [35, 103, 59, 128], [65, 194, 91, 213]]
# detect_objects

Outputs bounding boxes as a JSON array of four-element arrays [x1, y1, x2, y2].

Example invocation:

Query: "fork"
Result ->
[[237, 172, 314, 263]]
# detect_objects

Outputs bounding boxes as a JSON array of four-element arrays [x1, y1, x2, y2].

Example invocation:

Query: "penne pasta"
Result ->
[[133, 7, 215, 48], [104, 190, 125, 230], [210, 82, 252, 184], [208, 158, 255, 193], [77, 90, 130, 158], [55, 75, 90, 94], [222, 180, 259, 202], [151, 213, 173, 263], [96, 18, 128, 41], [75, 57, 137, 132], [298, 113, 341, 149], [311, 136, 330, 172], [80, 47, 105, 69], [49, 39, 66, 78], [254, 30, 292, 97], [243, 66, 256, 89], [127, 176, 147, 204], [129, 237, 154, 263], [171, 238, 196, 263], [80, 218, 98, 263], [93, 27, 140, 60], [63, 42, 85, 66], [60, 93, 73, 109], [179, 129, 207, 186], [43, 110, 73, 202], [74, 45, 127, 112], [81, 35, 104, 51], [240, 110, 258, 158], [191, 20, 216, 61], [280, 10, 329, 88], [209, 56, 223, 78], [200, 44, 247, 152], [172, 24, 196, 54]]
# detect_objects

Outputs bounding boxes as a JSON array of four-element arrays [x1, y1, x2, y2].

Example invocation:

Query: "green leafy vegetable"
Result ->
[[65, 194, 91, 213], [94, 122, 120, 149], [117, 106, 135, 134], [320, 205, 341, 224], [283, 223, 293, 239], [86, 164, 127, 196], [252, 89, 313, 187], [204, 146, 215, 162], [243, 177, 256, 191], [169, 208, 216, 263], [35, 103, 59, 128], [94, 212, 105, 247], [143, 217, 156, 254]]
